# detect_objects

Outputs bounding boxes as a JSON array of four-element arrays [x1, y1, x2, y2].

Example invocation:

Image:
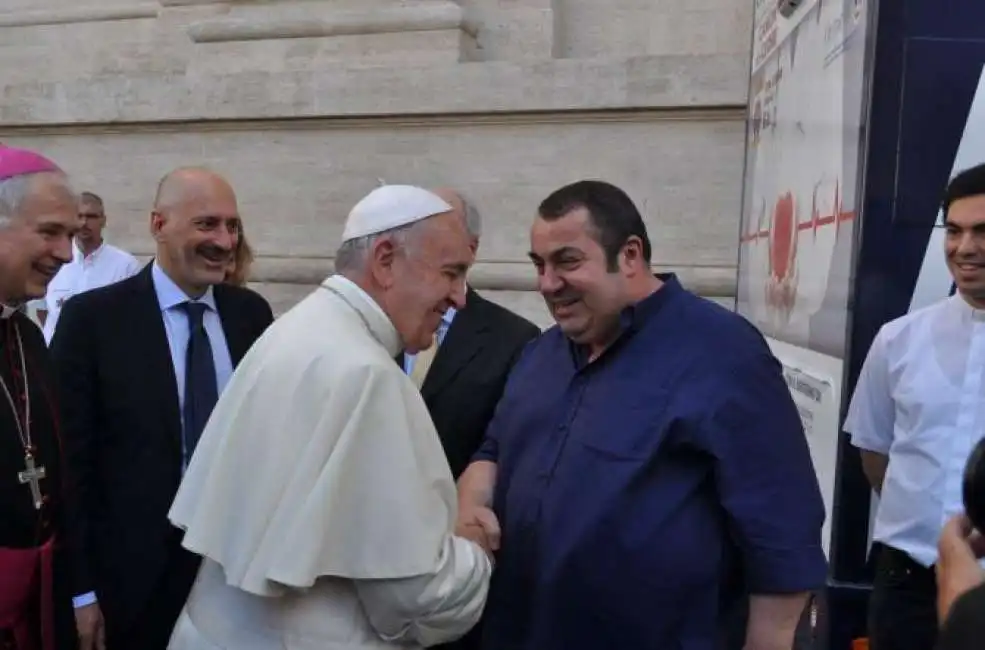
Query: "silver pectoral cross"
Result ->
[[17, 452, 46, 510]]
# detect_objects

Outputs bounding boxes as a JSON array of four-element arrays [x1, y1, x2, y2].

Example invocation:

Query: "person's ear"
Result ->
[[370, 236, 399, 289], [620, 236, 646, 274], [149, 211, 166, 242]]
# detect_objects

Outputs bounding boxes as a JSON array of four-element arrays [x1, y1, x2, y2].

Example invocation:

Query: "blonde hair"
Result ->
[[225, 231, 255, 287]]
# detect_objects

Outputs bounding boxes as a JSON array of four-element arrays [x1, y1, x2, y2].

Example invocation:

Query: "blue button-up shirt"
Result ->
[[473, 275, 826, 650], [151, 262, 234, 464]]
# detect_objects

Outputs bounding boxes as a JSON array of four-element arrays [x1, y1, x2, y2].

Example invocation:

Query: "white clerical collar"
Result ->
[[330, 275, 390, 323], [322, 275, 401, 356], [951, 292, 985, 323]]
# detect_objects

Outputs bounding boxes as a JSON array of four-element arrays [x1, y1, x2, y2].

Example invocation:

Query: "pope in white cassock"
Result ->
[[166, 185, 493, 649]]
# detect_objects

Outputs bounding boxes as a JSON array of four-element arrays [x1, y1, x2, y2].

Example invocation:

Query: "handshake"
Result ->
[[455, 504, 501, 558]]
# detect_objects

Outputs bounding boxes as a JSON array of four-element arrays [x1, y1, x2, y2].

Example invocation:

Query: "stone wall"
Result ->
[[0, 0, 752, 327]]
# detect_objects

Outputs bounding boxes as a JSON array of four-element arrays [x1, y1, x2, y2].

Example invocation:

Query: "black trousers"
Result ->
[[868, 544, 938, 650], [106, 543, 200, 650]]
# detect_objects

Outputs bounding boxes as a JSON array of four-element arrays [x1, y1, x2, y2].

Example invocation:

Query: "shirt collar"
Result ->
[[569, 273, 683, 367], [950, 292, 985, 323], [75, 239, 106, 262], [619, 273, 682, 331], [151, 260, 217, 312], [323, 274, 402, 357], [331, 275, 390, 323]]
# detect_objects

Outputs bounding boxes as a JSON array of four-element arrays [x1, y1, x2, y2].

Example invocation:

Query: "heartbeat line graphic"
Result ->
[[740, 181, 856, 244]]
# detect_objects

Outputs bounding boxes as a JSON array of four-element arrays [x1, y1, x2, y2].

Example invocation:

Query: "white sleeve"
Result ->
[[125, 255, 142, 278], [354, 534, 492, 647], [844, 328, 895, 454]]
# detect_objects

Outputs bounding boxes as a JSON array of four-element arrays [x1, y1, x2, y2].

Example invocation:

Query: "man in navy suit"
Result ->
[[52, 167, 274, 650]]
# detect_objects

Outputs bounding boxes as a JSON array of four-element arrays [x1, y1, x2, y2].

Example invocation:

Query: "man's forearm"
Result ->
[[745, 593, 810, 650], [457, 460, 497, 508], [860, 450, 889, 494]]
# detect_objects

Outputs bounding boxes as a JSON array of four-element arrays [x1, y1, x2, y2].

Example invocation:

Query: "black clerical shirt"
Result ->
[[0, 313, 62, 549]]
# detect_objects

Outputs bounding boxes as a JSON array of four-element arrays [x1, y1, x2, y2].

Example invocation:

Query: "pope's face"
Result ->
[[383, 211, 471, 352], [0, 173, 79, 304], [945, 194, 985, 307]]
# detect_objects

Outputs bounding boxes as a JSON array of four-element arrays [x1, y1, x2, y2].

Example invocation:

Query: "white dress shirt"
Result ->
[[41, 241, 141, 343], [73, 261, 234, 609], [844, 294, 985, 567]]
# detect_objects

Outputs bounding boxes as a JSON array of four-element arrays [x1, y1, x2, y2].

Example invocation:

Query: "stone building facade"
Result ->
[[0, 0, 751, 325]]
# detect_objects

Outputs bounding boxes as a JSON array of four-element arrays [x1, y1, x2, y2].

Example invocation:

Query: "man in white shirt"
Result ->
[[845, 162, 985, 650], [37, 191, 141, 342]]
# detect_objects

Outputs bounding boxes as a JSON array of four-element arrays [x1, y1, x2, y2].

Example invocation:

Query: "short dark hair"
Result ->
[[537, 180, 652, 270], [80, 191, 104, 209], [943, 163, 985, 217]]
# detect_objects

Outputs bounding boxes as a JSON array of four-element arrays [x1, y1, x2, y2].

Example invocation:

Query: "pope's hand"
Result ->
[[75, 602, 105, 650], [936, 514, 985, 621], [456, 505, 501, 556]]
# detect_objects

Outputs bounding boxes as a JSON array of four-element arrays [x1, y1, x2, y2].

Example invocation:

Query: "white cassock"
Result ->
[[167, 274, 492, 649]]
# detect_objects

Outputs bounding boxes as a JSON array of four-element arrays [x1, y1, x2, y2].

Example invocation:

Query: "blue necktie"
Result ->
[[182, 302, 218, 463]]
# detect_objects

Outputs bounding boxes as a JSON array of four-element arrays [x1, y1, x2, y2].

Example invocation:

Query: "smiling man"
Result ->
[[38, 191, 141, 344], [50, 167, 274, 650], [456, 179, 827, 650], [845, 162, 985, 650], [165, 184, 491, 650], [0, 145, 80, 650]]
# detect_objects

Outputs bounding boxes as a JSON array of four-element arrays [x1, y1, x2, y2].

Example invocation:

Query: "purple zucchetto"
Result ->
[[0, 144, 61, 181]]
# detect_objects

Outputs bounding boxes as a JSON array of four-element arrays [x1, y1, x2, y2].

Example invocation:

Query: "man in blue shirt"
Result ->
[[456, 180, 827, 650]]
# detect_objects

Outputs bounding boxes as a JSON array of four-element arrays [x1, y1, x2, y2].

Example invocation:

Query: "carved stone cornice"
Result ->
[[130, 255, 737, 297], [0, 4, 158, 28], [0, 107, 744, 136], [187, 1, 473, 44]]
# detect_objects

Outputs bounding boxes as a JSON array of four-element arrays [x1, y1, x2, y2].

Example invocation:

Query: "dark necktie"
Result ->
[[182, 302, 218, 463]]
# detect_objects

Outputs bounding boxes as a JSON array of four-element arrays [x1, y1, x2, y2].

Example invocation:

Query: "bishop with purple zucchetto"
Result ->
[[0, 144, 81, 650]]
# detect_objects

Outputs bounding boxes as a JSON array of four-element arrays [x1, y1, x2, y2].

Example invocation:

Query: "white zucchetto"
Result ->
[[341, 185, 453, 242]]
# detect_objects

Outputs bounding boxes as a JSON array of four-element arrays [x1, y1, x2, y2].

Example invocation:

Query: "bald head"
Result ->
[[431, 187, 481, 247], [154, 167, 236, 213], [150, 166, 241, 298]]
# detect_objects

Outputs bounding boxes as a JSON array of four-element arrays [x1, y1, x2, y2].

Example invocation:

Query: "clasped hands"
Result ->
[[456, 504, 501, 559]]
